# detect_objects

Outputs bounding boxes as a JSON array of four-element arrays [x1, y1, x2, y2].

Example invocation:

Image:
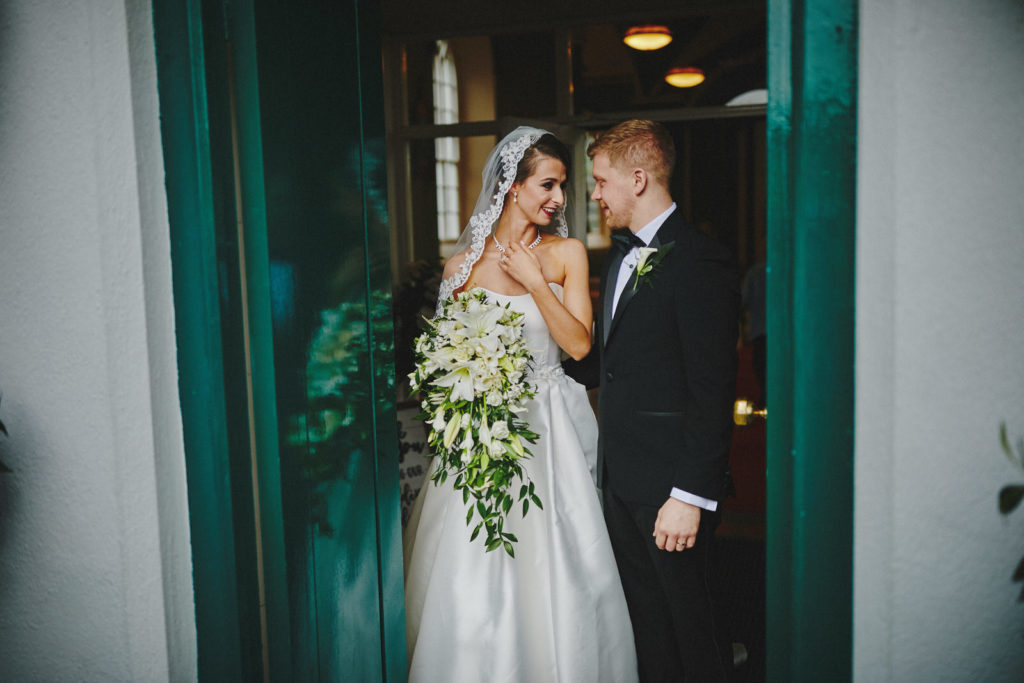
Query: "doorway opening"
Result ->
[[381, 3, 769, 679]]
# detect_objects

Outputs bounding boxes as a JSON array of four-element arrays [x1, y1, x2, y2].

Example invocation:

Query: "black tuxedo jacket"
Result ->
[[568, 211, 739, 507]]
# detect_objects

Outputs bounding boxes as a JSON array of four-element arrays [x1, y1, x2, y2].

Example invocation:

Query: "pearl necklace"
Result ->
[[493, 231, 542, 257]]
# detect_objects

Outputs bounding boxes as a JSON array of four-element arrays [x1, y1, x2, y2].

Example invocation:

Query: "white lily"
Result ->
[[459, 433, 475, 464], [453, 302, 505, 339], [635, 246, 659, 271], [443, 412, 462, 449], [478, 419, 492, 453], [433, 363, 477, 403]]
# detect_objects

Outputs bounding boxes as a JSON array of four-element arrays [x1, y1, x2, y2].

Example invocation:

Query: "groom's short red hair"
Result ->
[[587, 119, 675, 187]]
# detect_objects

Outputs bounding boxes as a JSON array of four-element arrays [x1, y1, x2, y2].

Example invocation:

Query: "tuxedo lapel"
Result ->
[[647, 229, 663, 251], [601, 246, 624, 345], [607, 267, 637, 342], [604, 224, 668, 346]]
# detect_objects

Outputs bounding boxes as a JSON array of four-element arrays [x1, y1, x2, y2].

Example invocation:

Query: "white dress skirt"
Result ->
[[403, 284, 638, 682]]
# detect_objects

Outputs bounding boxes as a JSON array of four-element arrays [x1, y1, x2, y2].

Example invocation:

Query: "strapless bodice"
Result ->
[[478, 283, 565, 379]]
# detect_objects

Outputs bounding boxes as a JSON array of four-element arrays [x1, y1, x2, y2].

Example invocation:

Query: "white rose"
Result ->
[[490, 420, 509, 440]]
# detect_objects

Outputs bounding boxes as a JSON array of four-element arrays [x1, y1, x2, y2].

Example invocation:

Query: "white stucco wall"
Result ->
[[0, 1, 196, 680], [856, 0, 1024, 679]]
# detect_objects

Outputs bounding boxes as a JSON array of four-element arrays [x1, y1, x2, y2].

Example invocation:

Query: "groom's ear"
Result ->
[[632, 168, 648, 196]]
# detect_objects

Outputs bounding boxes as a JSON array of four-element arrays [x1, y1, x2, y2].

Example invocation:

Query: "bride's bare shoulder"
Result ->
[[545, 234, 587, 262]]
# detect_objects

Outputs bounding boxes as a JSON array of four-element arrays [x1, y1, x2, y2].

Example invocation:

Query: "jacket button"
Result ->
[[606, 371, 614, 382]]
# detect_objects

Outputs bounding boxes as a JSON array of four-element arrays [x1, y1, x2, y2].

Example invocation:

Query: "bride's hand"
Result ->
[[499, 239, 546, 291]]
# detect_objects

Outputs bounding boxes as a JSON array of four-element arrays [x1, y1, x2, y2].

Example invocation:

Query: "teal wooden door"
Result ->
[[154, 0, 406, 680], [766, 0, 857, 680]]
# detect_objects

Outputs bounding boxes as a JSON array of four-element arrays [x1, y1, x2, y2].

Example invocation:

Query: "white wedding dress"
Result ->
[[403, 283, 638, 683]]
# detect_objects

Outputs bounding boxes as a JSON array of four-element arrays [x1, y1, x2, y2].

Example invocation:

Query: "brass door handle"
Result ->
[[734, 399, 766, 426]]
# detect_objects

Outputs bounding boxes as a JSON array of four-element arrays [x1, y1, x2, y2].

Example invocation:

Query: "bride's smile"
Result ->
[[510, 155, 566, 228]]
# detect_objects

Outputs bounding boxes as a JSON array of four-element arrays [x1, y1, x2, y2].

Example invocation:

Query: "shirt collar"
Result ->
[[635, 203, 677, 246]]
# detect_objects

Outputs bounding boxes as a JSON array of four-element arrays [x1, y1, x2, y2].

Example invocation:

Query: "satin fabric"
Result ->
[[404, 284, 638, 682]]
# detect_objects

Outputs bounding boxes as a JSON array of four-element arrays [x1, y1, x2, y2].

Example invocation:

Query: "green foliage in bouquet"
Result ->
[[409, 289, 542, 557]]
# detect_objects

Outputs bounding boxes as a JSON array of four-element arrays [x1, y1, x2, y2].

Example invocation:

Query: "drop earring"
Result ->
[[513, 191, 518, 203]]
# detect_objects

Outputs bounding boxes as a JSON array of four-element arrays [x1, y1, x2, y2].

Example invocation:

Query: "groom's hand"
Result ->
[[653, 498, 700, 552]]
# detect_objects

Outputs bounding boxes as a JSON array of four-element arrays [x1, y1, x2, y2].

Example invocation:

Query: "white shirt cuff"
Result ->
[[670, 487, 718, 511]]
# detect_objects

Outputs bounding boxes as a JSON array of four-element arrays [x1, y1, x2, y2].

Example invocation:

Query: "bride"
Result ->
[[403, 127, 638, 682]]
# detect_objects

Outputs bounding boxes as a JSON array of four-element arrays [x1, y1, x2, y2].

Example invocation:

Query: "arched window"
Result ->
[[432, 40, 460, 241]]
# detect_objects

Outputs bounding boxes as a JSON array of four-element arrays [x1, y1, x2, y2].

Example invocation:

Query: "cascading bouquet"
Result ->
[[409, 288, 542, 556]]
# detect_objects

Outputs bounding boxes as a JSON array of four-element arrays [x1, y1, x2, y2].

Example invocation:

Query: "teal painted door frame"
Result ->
[[152, 1, 253, 678], [153, 0, 406, 679], [767, 0, 857, 680], [156, 0, 857, 677]]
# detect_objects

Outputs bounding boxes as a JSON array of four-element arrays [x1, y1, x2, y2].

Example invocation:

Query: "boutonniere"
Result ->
[[632, 243, 675, 291]]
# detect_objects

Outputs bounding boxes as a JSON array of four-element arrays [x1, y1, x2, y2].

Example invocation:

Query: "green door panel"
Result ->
[[767, 0, 857, 680], [152, 1, 252, 678], [245, 0, 405, 679], [155, 0, 406, 679]]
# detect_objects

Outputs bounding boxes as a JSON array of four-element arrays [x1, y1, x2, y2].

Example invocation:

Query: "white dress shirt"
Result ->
[[610, 203, 718, 512]]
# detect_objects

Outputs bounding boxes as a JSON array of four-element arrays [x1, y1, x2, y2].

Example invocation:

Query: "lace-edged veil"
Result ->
[[435, 126, 571, 315]]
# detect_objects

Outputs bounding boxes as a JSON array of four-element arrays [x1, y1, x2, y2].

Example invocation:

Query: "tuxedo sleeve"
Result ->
[[562, 346, 600, 390], [672, 247, 739, 500]]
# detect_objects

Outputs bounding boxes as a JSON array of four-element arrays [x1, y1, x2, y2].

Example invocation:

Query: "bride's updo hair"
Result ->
[[514, 133, 571, 184]]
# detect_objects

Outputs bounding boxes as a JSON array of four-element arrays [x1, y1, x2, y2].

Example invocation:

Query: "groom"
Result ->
[[581, 119, 739, 682]]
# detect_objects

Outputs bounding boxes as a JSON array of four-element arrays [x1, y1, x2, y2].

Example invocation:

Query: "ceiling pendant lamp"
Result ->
[[665, 67, 706, 88], [623, 25, 673, 51]]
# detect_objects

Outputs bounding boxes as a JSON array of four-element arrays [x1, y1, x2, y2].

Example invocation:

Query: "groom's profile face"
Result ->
[[590, 153, 636, 230]]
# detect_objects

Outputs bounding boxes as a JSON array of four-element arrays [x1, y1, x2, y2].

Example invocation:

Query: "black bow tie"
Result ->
[[611, 228, 646, 254]]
